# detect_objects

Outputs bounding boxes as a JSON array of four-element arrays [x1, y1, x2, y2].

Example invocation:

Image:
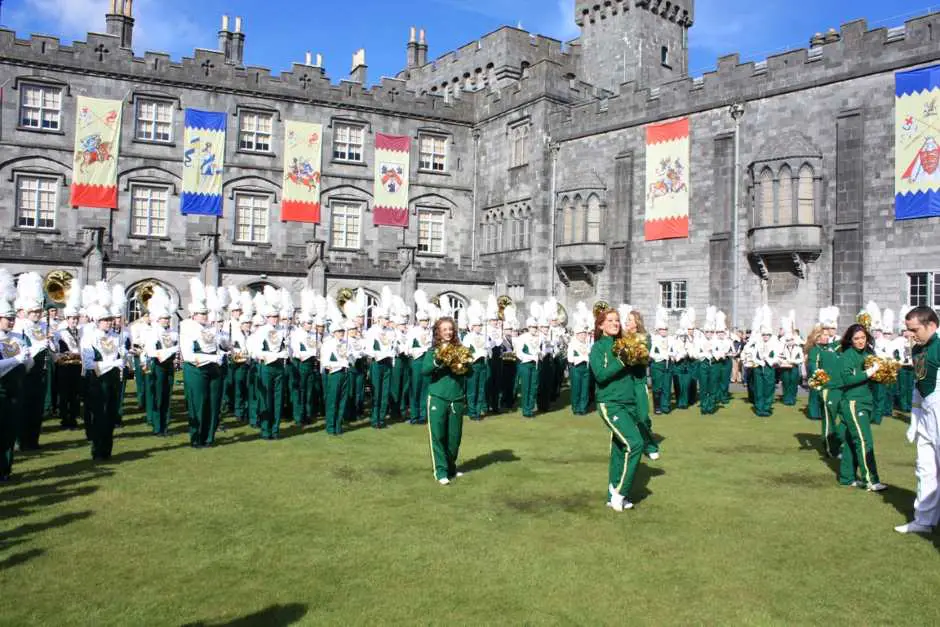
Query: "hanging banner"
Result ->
[[895, 64, 940, 220], [282, 121, 322, 223], [181, 109, 226, 216], [71, 96, 123, 208], [373, 133, 411, 227], [644, 117, 690, 241]]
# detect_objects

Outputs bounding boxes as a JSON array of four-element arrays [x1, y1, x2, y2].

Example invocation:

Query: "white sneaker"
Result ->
[[647, 452, 661, 461], [606, 499, 634, 512], [438, 478, 450, 486], [867, 482, 888, 492], [894, 521, 933, 534], [454, 472, 465, 478], [842, 481, 860, 488]]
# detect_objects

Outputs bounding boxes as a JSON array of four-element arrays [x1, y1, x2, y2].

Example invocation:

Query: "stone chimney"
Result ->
[[416, 29, 428, 67], [218, 15, 233, 62], [105, 0, 134, 49], [407, 26, 419, 69], [231, 16, 246, 66], [350, 49, 367, 84]]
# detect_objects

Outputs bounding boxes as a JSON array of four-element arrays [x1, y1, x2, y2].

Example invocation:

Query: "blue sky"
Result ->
[[2, 0, 932, 85]]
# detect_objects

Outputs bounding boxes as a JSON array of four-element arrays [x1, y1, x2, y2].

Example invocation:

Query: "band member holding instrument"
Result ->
[[55, 284, 84, 430], [0, 270, 29, 480], [249, 286, 290, 441], [143, 286, 178, 436], [81, 282, 124, 461], [181, 278, 224, 448], [13, 272, 50, 451]]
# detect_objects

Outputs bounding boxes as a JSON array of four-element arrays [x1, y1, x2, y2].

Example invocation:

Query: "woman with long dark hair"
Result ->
[[835, 323, 886, 491], [422, 316, 469, 485], [589, 308, 646, 512]]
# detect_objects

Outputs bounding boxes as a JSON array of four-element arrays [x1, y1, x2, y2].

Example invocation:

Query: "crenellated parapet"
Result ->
[[574, 0, 693, 28]]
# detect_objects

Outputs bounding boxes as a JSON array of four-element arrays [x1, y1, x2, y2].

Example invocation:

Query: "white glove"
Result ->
[[14, 351, 28, 364], [865, 363, 881, 378]]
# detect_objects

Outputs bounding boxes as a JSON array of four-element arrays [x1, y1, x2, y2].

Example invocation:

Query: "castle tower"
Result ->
[[574, 0, 693, 92], [105, 0, 134, 49]]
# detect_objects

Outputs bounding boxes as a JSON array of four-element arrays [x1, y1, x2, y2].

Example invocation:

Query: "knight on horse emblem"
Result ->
[[647, 157, 687, 204]]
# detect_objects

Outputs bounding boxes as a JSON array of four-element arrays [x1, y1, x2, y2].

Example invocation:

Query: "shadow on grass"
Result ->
[[794, 432, 841, 477], [0, 547, 45, 571], [182, 602, 308, 627], [459, 449, 521, 474], [876, 485, 940, 553]]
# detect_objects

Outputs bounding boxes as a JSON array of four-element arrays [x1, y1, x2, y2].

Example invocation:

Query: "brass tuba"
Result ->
[[44, 270, 73, 305], [135, 282, 156, 310], [496, 295, 513, 321], [336, 288, 354, 312]]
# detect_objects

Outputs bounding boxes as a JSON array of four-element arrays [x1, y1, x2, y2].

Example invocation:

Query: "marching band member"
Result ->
[[180, 278, 224, 448], [500, 307, 520, 413], [462, 300, 490, 421], [514, 303, 541, 419], [388, 297, 411, 422], [81, 282, 124, 461], [778, 312, 804, 407], [621, 305, 660, 459], [221, 286, 244, 417], [54, 283, 84, 430], [291, 290, 321, 427], [225, 291, 253, 423], [366, 288, 396, 429], [422, 315, 469, 485], [590, 307, 646, 512], [650, 307, 672, 415], [13, 272, 50, 450], [129, 305, 151, 413], [804, 323, 829, 421], [536, 303, 555, 413], [818, 307, 843, 457], [751, 305, 780, 418], [876, 308, 898, 420], [0, 270, 29, 480], [897, 306, 915, 413], [698, 307, 718, 415], [865, 302, 888, 425], [713, 312, 734, 405], [549, 307, 568, 403], [320, 300, 350, 436], [247, 303, 265, 429], [342, 293, 367, 421], [567, 303, 593, 416], [409, 291, 435, 425], [109, 291, 132, 427], [672, 308, 696, 410], [484, 297, 504, 415], [248, 287, 290, 441], [143, 286, 178, 436]]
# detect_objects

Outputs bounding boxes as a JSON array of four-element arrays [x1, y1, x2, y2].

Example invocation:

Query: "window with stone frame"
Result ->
[[797, 165, 815, 224], [482, 215, 499, 253], [417, 209, 445, 255], [330, 200, 362, 250], [418, 134, 447, 172], [754, 162, 817, 227], [16, 175, 57, 230], [908, 272, 940, 309], [238, 111, 274, 153], [660, 280, 687, 311], [509, 123, 529, 168], [562, 197, 574, 244], [130, 184, 169, 237], [19, 83, 62, 131], [234, 192, 270, 244], [333, 122, 365, 162], [777, 165, 793, 225], [586, 195, 602, 241], [758, 168, 774, 227], [135, 98, 173, 143]]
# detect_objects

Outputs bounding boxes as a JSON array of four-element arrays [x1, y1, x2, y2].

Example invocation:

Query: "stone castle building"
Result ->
[[1, 0, 938, 328]]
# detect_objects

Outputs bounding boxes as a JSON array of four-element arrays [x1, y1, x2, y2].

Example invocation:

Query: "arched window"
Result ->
[[562, 196, 573, 244], [759, 168, 775, 227], [777, 165, 793, 225], [522, 207, 531, 248], [586, 195, 601, 241], [439, 292, 466, 319], [572, 194, 584, 242], [798, 165, 815, 224]]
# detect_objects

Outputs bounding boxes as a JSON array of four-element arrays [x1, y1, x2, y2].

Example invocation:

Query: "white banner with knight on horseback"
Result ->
[[71, 96, 123, 209]]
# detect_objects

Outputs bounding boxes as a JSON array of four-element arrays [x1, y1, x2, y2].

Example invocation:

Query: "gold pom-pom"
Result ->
[[808, 370, 831, 390], [857, 312, 872, 331], [863, 355, 900, 385], [435, 342, 473, 376], [613, 332, 650, 367]]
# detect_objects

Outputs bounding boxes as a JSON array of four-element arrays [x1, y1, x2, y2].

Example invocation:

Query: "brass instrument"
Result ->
[[134, 282, 156, 310], [336, 288, 355, 312], [56, 352, 82, 366], [496, 295, 513, 321], [43, 270, 73, 305]]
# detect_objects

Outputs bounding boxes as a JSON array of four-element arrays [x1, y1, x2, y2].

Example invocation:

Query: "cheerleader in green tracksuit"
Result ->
[[590, 308, 646, 512], [422, 316, 468, 485], [805, 325, 828, 420], [834, 323, 886, 491]]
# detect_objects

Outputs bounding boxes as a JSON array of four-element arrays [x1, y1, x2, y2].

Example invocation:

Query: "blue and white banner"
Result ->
[[895, 65, 940, 220], [181, 109, 226, 216]]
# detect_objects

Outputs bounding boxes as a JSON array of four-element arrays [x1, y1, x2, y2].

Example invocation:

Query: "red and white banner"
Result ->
[[644, 118, 690, 241], [373, 133, 411, 227], [281, 120, 322, 223], [71, 96, 123, 208]]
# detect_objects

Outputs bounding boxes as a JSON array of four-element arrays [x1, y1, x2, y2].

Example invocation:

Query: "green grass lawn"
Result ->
[[1, 387, 938, 626]]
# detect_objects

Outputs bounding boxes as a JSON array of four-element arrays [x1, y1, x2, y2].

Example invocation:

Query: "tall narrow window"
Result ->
[[660, 280, 688, 310], [234, 193, 270, 244], [572, 196, 585, 243], [509, 123, 528, 168], [587, 195, 602, 241], [759, 168, 775, 227], [130, 185, 169, 237], [777, 165, 793, 225], [418, 134, 447, 172], [909, 272, 930, 307], [16, 175, 57, 229], [417, 209, 445, 255], [19, 83, 62, 131], [798, 165, 815, 224], [333, 123, 365, 162], [563, 198, 574, 244], [239, 111, 274, 153], [330, 201, 362, 249], [136, 99, 173, 143]]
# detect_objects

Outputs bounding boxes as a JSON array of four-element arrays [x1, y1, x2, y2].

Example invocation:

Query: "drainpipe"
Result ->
[[729, 103, 745, 329], [471, 128, 480, 270], [549, 140, 559, 297]]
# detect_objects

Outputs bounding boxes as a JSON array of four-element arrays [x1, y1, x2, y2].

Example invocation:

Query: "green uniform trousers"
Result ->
[[807, 388, 824, 420], [699, 361, 718, 415], [148, 359, 174, 435], [870, 383, 885, 425], [247, 363, 259, 427], [882, 381, 898, 418], [752, 365, 776, 417], [466, 359, 489, 419], [45, 358, 56, 415], [133, 354, 147, 410], [838, 399, 880, 486], [897, 366, 914, 412], [346, 361, 366, 420], [719, 358, 733, 403], [516, 361, 538, 417], [87, 369, 120, 460], [0, 366, 25, 478], [369, 359, 392, 427], [633, 378, 658, 455], [426, 394, 465, 481], [291, 359, 320, 425], [598, 401, 644, 501], [257, 361, 285, 440], [325, 370, 348, 434], [674, 360, 693, 409], [650, 360, 671, 414], [500, 360, 517, 411], [390, 356, 411, 419], [226, 362, 249, 421], [569, 362, 591, 415], [409, 357, 430, 423], [486, 354, 503, 413], [18, 350, 48, 449], [183, 362, 222, 446], [821, 389, 843, 458], [537, 358, 554, 413], [57, 364, 83, 428], [779, 366, 800, 406]]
